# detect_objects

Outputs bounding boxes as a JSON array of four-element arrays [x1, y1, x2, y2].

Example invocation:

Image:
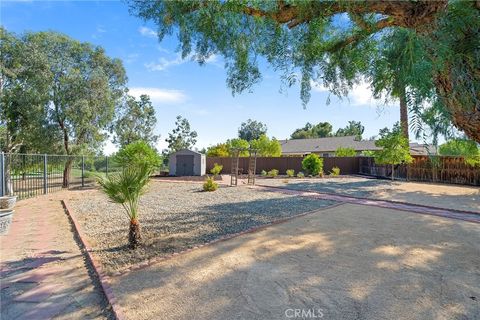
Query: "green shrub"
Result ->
[[330, 166, 340, 176], [286, 169, 295, 177], [297, 172, 305, 178], [267, 169, 279, 178], [335, 147, 357, 157], [203, 176, 218, 191], [261, 170, 267, 176], [114, 140, 161, 171], [302, 154, 323, 176], [210, 163, 223, 176]]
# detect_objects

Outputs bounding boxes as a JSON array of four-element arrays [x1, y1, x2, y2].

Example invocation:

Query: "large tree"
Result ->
[[26, 32, 127, 187], [0, 28, 60, 155], [113, 94, 159, 148], [129, 1, 480, 143], [335, 121, 364, 140], [291, 122, 332, 139], [238, 119, 267, 141], [165, 115, 198, 153]]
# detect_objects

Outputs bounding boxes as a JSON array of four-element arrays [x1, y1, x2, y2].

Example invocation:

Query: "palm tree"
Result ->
[[97, 164, 152, 249]]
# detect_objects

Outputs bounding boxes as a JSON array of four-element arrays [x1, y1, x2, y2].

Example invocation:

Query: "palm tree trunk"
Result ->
[[128, 218, 141, 249], [399, 84, 409, 140]]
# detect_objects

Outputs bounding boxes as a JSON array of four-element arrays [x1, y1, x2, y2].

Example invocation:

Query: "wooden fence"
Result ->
[[359, 156, 480, 186], [207, 155, 480, 186], [207, 156, 359, 175]]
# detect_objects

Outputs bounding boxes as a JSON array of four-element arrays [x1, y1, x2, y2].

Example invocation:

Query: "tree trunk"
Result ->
[[399, 84, 409, 140], [128, 218, 141, 249], [62, 158, 72, 188]]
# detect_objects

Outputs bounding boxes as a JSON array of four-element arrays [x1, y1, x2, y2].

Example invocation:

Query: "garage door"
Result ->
[[176, 155, 194, 176]]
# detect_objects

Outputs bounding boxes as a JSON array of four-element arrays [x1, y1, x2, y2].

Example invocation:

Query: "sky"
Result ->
[[1, 0, 413, 155]]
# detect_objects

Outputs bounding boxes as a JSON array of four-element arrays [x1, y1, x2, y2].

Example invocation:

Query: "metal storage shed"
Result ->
[[169, 149, 206, 176]]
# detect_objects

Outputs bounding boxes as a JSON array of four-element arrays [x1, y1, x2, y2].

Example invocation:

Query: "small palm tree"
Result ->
[[97, 164, 152, 249]]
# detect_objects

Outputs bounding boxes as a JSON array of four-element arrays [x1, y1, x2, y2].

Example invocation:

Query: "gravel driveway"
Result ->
[[68, 181, 336, 273]]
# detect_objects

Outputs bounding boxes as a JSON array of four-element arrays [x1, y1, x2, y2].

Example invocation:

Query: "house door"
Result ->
[[176, 155, 194, 176]]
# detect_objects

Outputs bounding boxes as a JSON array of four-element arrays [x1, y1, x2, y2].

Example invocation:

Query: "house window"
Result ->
[[322, 153, 330, 157]]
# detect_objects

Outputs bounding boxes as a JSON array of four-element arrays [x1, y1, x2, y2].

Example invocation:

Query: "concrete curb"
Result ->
[[62, 200, 126, 320]]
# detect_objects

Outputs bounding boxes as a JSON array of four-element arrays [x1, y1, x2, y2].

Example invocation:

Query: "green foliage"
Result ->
[[335, 147, 357, 157], [114, 141, 161, 171], [250, 135, 281, 157], [374, 123, 413, 180], [261, 170, 267, 176], [286, 169, 295, 178], [113, 94, 158, 148], [203, 176, 218, 192], [238, 119, 267, 141], [361, 150, 376, 157], [267, 169, 279, 178], [335, 121, 364, 140], [302, 154, 323, 176], [206, 143, 230, 157], [227, 138, 250, 156], [97, 164, 152, 248], [330, 166, 340, 176], [297, 172, 305, 178], [165, 115, 197, 153], [439, 139, 480, 167], [128, 1, 480, 143], [291, 122, 332, 139], [210, 163, 223, 176]]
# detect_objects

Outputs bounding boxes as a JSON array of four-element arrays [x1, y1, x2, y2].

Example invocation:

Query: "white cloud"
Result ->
[[138, 26, 157, 38], [145, 55, 186, 71], [145, 53, 221, 72], [129, 87, 187, 104], [349, 82, 375, 106]]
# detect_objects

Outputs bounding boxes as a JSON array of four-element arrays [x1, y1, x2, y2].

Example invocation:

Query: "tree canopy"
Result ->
[[335, 121, 364, 140], [165, 115, 198, 153], [374, 123, 413, 180], [113, 94, 158, 148], [291, 122, 332, 139], [129, 1, 480, 143], [238, 119, 268, 141]]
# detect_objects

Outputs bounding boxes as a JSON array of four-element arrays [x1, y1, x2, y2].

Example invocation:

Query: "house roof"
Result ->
[[409, 143, 438, 155], [279, 136, 380, 154]]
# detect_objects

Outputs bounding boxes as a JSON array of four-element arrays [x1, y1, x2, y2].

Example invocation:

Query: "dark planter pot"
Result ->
[[0, 209, 14, 235], [0, 196, 17, 210]]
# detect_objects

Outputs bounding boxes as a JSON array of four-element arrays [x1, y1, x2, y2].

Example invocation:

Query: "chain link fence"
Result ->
[[0, 153, 122, 200]]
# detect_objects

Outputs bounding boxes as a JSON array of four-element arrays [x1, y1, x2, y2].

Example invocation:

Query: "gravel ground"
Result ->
[[256, 176, 480, 212], [68, 181, 336, 274]]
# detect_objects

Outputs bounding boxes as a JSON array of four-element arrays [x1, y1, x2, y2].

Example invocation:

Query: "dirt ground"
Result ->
[[255, 177, 480, 213], [111, 203, 480, 320]]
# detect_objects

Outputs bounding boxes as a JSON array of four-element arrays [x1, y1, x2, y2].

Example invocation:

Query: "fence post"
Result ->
[[43, 154, 48, 194], [105, 156, 108, 176], [81, 156, 85, 187], [0, 152, 5, 197]]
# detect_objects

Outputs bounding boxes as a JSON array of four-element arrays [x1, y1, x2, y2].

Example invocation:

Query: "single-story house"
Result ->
[[279, 136, 436, 156]]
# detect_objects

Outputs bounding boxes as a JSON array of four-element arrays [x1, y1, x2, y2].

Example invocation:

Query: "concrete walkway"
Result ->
[[255, 185, 480, 224], [0, 193, 112, 319]]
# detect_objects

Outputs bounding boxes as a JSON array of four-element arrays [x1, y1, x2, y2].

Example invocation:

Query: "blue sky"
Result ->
[[2, 0, 409, 154]]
